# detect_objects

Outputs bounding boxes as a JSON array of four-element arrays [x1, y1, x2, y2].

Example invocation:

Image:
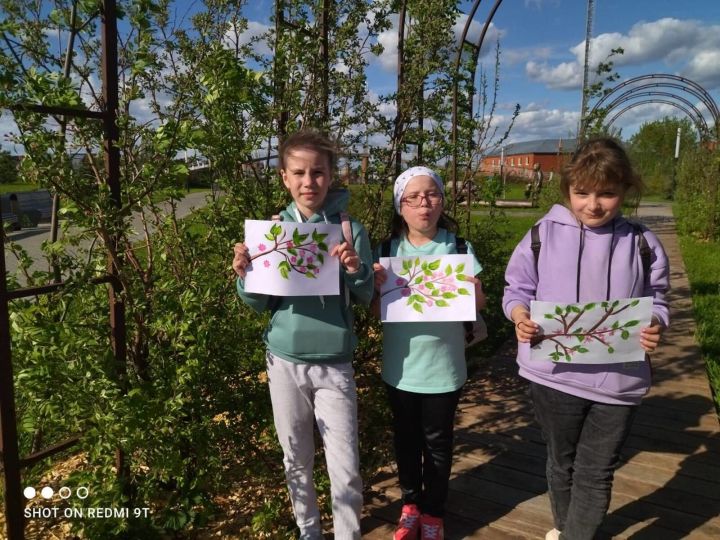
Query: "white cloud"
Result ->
[[481, 106, 580, 146], [526, 18, 720, 92], [684, 50, 720, 90], [504, 46, 552, 66], [225, 20, 273, 57], [376, 23, 399, 72], [526, 60, 582, 90]]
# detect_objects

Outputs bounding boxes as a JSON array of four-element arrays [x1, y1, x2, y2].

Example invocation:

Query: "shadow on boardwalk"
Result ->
[[362, 203, 720, 539]]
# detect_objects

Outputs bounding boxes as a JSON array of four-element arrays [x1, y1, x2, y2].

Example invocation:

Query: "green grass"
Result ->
[[678, 235, 720, 416], [0, 183, 38, 194]]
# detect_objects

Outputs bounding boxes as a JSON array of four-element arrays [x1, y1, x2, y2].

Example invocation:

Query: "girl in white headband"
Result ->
[[371, 166, 486, 540]]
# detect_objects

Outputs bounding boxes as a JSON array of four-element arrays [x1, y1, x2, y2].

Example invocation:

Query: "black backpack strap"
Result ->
[[530, 224, 541, 275], [380, 239, 391, 258], [628, 222, 652, 277]]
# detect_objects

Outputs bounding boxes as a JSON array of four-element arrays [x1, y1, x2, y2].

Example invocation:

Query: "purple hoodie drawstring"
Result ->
[[576, 224, 584, 303], [576, 219, 618, 302], [606, 220, 617, 301]]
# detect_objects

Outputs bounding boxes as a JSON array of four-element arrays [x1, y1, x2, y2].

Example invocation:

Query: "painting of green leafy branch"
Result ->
[[381, 257, 471, 314], [251, 223, 330, 280], [529, 298, 652, 364]]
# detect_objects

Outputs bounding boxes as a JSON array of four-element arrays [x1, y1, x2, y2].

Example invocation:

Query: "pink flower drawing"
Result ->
[[263, 260, 271, 268], [258, 243, 267, 252]]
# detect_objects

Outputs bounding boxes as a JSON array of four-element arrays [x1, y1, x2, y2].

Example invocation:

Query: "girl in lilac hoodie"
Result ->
[[502, 138, 670, 540]]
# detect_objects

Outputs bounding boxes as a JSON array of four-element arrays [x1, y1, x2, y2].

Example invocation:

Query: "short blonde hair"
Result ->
[[278, 130, 337, 173]]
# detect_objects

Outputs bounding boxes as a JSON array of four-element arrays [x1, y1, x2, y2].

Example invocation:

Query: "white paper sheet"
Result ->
[[379, 254, 476, 322], [529, 297, 653, 364], [243, 220, 342, 296]]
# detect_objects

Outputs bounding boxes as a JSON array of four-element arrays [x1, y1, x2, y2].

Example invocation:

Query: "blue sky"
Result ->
[[2, 0, 719, 152]]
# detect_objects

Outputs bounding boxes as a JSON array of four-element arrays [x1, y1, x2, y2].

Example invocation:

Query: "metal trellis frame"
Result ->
[[0, 1, 125, 538]]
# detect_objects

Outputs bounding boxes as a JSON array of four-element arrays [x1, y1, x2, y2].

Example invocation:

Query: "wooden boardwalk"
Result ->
[[362, 203, 720, 539]]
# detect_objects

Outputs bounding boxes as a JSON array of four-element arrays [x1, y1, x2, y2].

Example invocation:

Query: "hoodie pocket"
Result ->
[[267, 300, 353, 358]]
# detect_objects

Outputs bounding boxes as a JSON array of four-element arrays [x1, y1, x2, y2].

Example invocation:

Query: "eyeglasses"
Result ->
[[401, 192, 443, 208]]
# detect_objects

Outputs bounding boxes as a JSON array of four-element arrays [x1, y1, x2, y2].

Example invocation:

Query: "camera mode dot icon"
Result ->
[[41, 487, 54, 499], [23, 487, 36, 499], [59, 486, 72, 499]]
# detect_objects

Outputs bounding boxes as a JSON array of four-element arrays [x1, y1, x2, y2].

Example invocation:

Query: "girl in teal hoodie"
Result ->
[[232, 131, 373, 540]]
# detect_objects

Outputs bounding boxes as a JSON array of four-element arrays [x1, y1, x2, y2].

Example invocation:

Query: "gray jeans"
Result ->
[[530, 382, 636, 540], [266, 351, 362, 540]]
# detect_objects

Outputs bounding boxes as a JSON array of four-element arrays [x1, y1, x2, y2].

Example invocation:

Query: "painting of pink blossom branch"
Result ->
[[379, 255, 476, 322], [529, 297, 653, 364], [243, 220, 342, 296]]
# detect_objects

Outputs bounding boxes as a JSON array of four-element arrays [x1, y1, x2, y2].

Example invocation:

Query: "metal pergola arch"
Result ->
[[587, 74, 720, 139], [604, 99, 706, 132], [605, 92, 710, 135], [449, 0, 504, 210]]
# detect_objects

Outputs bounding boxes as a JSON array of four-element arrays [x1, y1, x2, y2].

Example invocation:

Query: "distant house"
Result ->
[[480, 138, 578, 178]]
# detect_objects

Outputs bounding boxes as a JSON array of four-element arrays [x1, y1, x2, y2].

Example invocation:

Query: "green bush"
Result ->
[[675, 146, 720, 241]]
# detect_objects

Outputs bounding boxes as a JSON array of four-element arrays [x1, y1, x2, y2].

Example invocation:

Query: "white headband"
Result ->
[[393, 166, 444, 213]]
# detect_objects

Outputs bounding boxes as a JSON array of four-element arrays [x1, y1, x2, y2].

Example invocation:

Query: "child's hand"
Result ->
[[511, 307, 539, 343], [232, 242, 251, 278], [640, 318, 664, 352], [331, 242, 361, 274], [465, 276, 486, 311], [372, 263, 387, 293]]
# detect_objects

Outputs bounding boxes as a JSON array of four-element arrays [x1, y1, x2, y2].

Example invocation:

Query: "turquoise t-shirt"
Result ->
[[375, 229, 483, 393]]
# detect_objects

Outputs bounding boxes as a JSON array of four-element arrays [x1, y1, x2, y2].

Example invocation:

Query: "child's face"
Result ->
[[568, 182, 626, 228], [400, 175, 444, 236], [281, 147, 332, 218]]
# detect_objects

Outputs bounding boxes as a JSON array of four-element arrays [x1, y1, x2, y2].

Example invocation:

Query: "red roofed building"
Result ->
[[480, 138, 578, 178]]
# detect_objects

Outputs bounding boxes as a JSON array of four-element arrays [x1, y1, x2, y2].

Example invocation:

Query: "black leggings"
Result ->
[[385, 384, 462, 517]]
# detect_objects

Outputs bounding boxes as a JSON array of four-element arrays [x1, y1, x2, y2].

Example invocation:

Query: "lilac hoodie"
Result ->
[[503, 204, 670, 405]]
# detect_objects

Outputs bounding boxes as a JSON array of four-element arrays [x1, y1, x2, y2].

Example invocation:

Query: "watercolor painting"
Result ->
[[379, 254, 476, 322], [243, 220, 342, 296], [529, 297, 653, 364]]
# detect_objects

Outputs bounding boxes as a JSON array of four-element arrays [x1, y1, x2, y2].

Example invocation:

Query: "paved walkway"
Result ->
[[362, 202, 720, 539], [2, 191, 211, 278]]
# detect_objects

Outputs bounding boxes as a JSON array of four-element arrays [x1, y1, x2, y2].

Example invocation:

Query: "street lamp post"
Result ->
[[671, 127, 681, 198]]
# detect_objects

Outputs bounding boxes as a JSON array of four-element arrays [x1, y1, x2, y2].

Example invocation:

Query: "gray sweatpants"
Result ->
[[266, 351, 362, 540]]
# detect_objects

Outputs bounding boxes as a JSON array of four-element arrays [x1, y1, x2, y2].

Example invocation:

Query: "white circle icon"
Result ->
[[40, 487, 54, 499], [59, 486, 72, 499], [76, 486, 89, 499], [23, 487, 36, 499]]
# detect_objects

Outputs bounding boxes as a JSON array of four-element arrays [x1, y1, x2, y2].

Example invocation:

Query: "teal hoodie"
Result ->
[[236, 189, 374, 363]]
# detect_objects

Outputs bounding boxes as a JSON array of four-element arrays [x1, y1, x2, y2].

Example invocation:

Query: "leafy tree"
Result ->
[[675, 143, 720, 241], [0, 149, 20, 183], [628, 116, 698, 197]]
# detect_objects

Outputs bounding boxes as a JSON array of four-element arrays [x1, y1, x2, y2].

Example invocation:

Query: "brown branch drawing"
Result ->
[[530, 299, 642, 362]]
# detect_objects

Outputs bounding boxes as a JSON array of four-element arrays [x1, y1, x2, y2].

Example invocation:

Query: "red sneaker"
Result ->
[[419, 514, 444, 540], [393, 504, 421, 540]]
